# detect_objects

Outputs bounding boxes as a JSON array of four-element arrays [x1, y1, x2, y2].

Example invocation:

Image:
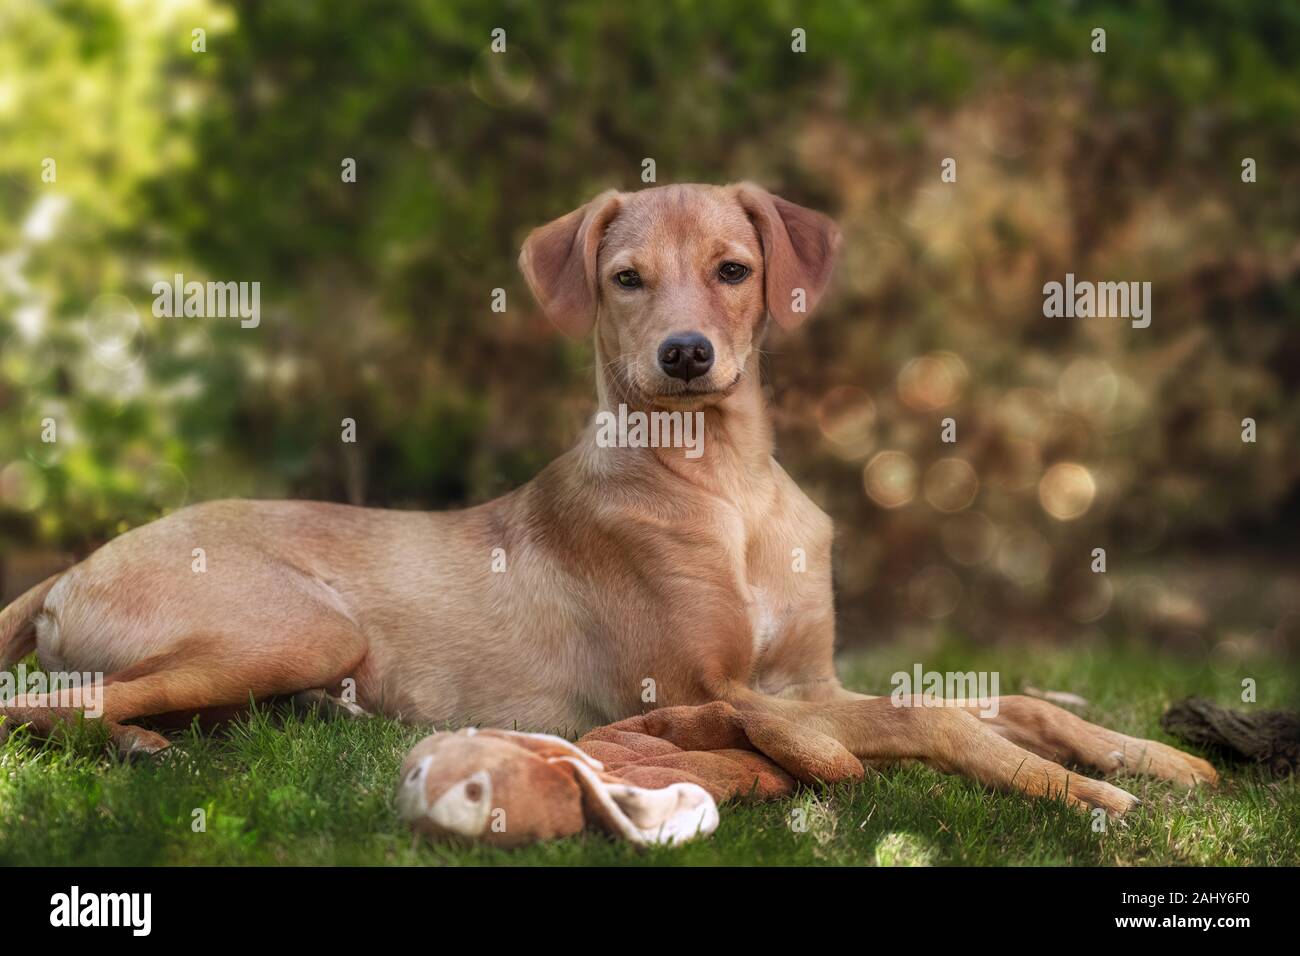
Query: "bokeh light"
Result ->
[[1038, 462, 1096, 520], [908, 565, 963, 619], [0, 461, 47, 512], [939, 512, 998, 566], [897, 352, 967, 412], [1058, 358, 1118, 418], [923, 457, 979, 512], [1060, 569, 1114, 623], [85, 293, 143, 370], [863, 451, 917, 509], [816, 386, 876, 459], [996, 388, 1053, 442], [995, 527, 1052, 586]]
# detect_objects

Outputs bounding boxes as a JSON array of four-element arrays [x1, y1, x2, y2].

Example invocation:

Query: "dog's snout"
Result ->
[[657, 333, 714, 381]]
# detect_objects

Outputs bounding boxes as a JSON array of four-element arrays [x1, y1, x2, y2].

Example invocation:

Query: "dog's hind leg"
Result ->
[[1, 619, 368, 757], [0, 697, 172, 757]]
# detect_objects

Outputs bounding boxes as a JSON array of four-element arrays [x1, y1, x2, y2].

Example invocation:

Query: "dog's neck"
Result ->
[[588, 337, 775, 502]]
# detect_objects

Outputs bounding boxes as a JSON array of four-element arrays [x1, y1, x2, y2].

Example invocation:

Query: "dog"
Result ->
[[0, 182, 1216, 816]]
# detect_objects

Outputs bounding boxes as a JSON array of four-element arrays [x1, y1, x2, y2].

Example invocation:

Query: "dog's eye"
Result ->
[[717, 262, 750, 284], [614, 269, 642, 289]]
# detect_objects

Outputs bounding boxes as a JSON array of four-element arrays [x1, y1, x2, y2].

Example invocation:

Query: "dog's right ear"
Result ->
[[518, 189, 623, 338]]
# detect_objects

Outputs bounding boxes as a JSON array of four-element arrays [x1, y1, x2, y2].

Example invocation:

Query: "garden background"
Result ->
[[2, 0, 1298, 669]]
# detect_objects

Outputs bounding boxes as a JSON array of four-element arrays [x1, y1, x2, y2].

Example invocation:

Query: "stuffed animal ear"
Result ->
[[553, 756, 719, 846], [518, 189, 623, 337], [733, 182, 841, 329]]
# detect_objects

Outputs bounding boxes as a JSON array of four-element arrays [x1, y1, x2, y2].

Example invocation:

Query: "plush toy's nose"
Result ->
[[395, 755, 435, 824], [396, 759, 494, 839]]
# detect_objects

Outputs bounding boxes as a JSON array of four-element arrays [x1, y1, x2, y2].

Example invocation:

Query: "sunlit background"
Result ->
[[2, 1, 1298, 665]]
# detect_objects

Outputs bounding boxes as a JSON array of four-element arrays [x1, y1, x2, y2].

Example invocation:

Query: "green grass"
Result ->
[[1, 638, 1296, 866]]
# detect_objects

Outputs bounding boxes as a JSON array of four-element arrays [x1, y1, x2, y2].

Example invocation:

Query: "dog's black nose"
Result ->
[[658, 333, 714, 381]]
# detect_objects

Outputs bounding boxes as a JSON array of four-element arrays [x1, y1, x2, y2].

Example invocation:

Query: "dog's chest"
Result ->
[[717, 462, 831, 671], [745, 583, 784, 659]]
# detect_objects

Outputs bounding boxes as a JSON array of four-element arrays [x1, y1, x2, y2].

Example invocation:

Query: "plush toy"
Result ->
[[396, 700, 863, 847]]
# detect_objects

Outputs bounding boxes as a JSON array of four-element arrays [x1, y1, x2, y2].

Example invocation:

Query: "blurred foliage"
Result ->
[[1, 0, 1298, 644]]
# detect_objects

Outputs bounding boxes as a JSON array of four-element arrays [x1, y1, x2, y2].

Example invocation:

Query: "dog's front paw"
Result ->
[[1107, 738, 1219, 789], [1065, 775, 1140, 818], [113, 724, 171, 759], [1177, 752, 1219, 788]]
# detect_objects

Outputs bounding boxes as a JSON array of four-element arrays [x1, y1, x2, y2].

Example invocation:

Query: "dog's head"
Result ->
[[519, 183, 840, 409]]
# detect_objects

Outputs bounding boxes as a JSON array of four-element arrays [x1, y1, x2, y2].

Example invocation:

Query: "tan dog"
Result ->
[[0, 183, 1216, 818]]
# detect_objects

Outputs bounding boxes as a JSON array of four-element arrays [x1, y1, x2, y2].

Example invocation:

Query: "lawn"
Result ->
[[1, 638, 1295, 866]]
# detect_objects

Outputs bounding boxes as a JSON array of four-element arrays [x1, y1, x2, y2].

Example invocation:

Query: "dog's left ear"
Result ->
[[734, 183, 841, 329], [518, 189, 623, 338]]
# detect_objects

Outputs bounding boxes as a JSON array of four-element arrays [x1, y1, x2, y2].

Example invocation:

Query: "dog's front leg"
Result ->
[[723, 684, 1139, 816], [776, 675, 1216, 790], [959, 695, 1218, 788]]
